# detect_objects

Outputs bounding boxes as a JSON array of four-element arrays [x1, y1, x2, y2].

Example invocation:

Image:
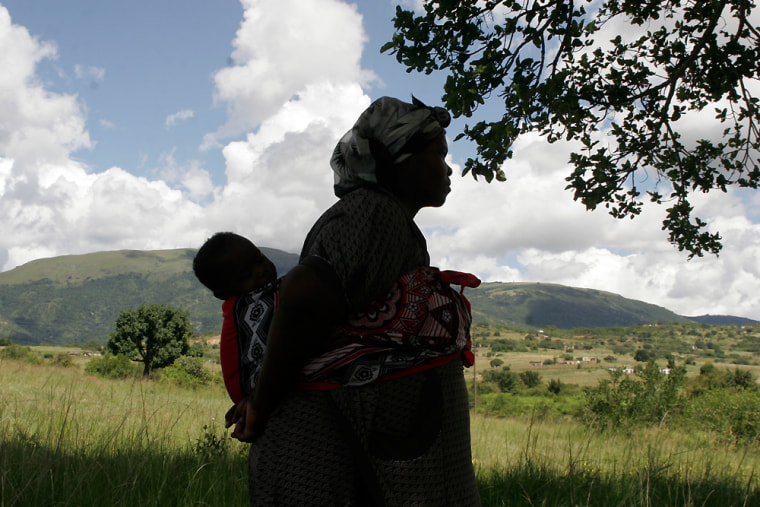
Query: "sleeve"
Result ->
[[220, 297, 244, 404]]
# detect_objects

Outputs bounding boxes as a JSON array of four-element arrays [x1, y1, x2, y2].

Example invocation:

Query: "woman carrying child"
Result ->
[[230, 96, 481, 506]]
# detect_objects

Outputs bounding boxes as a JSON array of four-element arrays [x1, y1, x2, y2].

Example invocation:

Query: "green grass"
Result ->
[[1, 357, 758, 506], [470, 415, 759, 506], [0, 359, 249, 506]]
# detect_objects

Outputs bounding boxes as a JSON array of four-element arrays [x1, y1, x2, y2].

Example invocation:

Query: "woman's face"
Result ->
[[394, 136, 452, 214]]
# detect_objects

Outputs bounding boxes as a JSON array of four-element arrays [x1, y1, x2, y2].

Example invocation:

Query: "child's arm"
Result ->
[[228, 263, 346, 442]]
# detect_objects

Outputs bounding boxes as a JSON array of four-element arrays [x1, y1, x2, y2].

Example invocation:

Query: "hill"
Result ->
[[466, 282, 689, 329], [0, 249, 753, 345], [0, 248, 297, 345]]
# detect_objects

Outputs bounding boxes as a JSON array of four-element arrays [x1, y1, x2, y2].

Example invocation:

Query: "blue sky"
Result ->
[[1, 0, 759, 319]]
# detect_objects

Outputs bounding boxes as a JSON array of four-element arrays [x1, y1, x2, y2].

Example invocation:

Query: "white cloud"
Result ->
[[156, 148, 215, 202], [165, 109, 194, 128], [0, 7, 91, 168], [74, 64, 105, 82], [0, 6, 204, 270], [203, 0, 376, 148]]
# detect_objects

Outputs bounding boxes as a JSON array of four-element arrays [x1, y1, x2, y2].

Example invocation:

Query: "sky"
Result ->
[[1, 0, 759, 320]]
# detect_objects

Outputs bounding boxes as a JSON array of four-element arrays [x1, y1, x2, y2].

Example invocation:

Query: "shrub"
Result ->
[[633, 349, 652, 362], [583, 361, 687, 429], [0, 343, 41, 364], [489, 358, 504, 369], [84, 354, 140, 379], [520, 370, 542, 388], [161, 356, 213, 388], [684, 390, 760, 444], [483, 368, 520, 394], [51, 353, 74, 368]]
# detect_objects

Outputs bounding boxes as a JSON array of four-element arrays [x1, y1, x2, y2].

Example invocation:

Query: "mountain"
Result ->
[[0, 249, 752, 345], [685, 314, 759, 326], [0, 248, 298, 346], [466, 282, 689, 329]]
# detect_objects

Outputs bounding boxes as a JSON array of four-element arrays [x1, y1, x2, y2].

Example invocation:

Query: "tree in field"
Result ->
[[383, 0, 760, 257], [107, 303, 193, 377]]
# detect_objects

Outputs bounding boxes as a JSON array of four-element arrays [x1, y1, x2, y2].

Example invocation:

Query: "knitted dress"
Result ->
[[247, 188, 480, 506]]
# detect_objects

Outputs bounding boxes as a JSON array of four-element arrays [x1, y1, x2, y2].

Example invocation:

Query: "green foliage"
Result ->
[[548, 378, 562, 394], [50, 353, 74, 368], [685, 389, 760, 444], [690, 362, 758, 394], [385, 0, 760, 257], [633, 348, 653, 362], [519, 370, 542, 388], [192, 424, 231, 460], [0, 343, 41, 364], [162, 356, 215, 389], [0, 336, 12, 346], [584, 361, 687, 428], [108, 303, 193, 377], [484, 368, 521, 394], [489, 358, 504, 369], [84, 354, 141, 379]]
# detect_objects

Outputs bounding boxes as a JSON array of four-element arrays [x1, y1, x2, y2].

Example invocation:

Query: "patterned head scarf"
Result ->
[[331, 96, 451, 197]]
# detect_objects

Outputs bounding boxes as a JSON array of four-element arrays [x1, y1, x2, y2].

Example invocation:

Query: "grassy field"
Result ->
[[1, 349, 759, 506]]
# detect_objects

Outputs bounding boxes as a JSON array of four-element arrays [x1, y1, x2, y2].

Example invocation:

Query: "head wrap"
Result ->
[[331, 96, 451, 197]]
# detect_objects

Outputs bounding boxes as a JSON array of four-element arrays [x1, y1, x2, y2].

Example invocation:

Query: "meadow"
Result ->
[[2, 326, 759, 506]]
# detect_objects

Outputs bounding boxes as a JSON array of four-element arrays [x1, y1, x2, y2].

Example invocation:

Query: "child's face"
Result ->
[[214, 256, 277, 300], [250, 257, 277, 288]]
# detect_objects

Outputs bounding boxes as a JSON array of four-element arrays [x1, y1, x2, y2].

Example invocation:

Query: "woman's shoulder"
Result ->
[[331, 187, 408, 220], [305, 188, 411, 246]]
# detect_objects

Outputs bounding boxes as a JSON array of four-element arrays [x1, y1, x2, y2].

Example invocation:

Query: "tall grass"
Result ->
[[2, 358, 758, 506], [0, 359, 248, 506], [471, 413, 759, 506]]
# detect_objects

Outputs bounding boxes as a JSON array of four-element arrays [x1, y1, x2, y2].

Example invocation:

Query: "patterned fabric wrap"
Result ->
[[301, 267, 480, 389], [331, 96, 451, 197], [232, 280, 278, 397]]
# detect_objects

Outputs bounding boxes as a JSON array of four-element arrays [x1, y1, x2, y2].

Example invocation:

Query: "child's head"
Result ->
[[193, 232, 277, 300]]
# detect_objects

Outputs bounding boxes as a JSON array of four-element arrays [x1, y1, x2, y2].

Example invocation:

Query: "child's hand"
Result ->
[[224, 404, 237, 428], [226, 397, 260, 442]]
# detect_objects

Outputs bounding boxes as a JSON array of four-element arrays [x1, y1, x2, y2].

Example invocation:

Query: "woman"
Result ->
[[230, 97, 481, 506]]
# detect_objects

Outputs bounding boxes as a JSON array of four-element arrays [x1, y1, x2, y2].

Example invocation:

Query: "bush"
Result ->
[[520, 370, 542, 388], [0, 343, 41, 364], [51, 353, 74, 368], [84, 354, 140, 379], [583, 361, 687, 429], [483, 368, 520, 394], [0, 337, 12, 346], [683, 389, 760, 444], [161, 356, 214, 388]]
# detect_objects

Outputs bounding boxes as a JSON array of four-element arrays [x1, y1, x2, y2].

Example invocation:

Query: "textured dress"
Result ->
[[248, 187, 481, 506]]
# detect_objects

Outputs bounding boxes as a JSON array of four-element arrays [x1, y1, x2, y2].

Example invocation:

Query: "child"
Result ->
[[193, 232, 278, 407]]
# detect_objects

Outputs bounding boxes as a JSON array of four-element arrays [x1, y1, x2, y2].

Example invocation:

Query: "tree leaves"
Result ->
[[384, 0, 760, 257], [107, 303, 192, 376]]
